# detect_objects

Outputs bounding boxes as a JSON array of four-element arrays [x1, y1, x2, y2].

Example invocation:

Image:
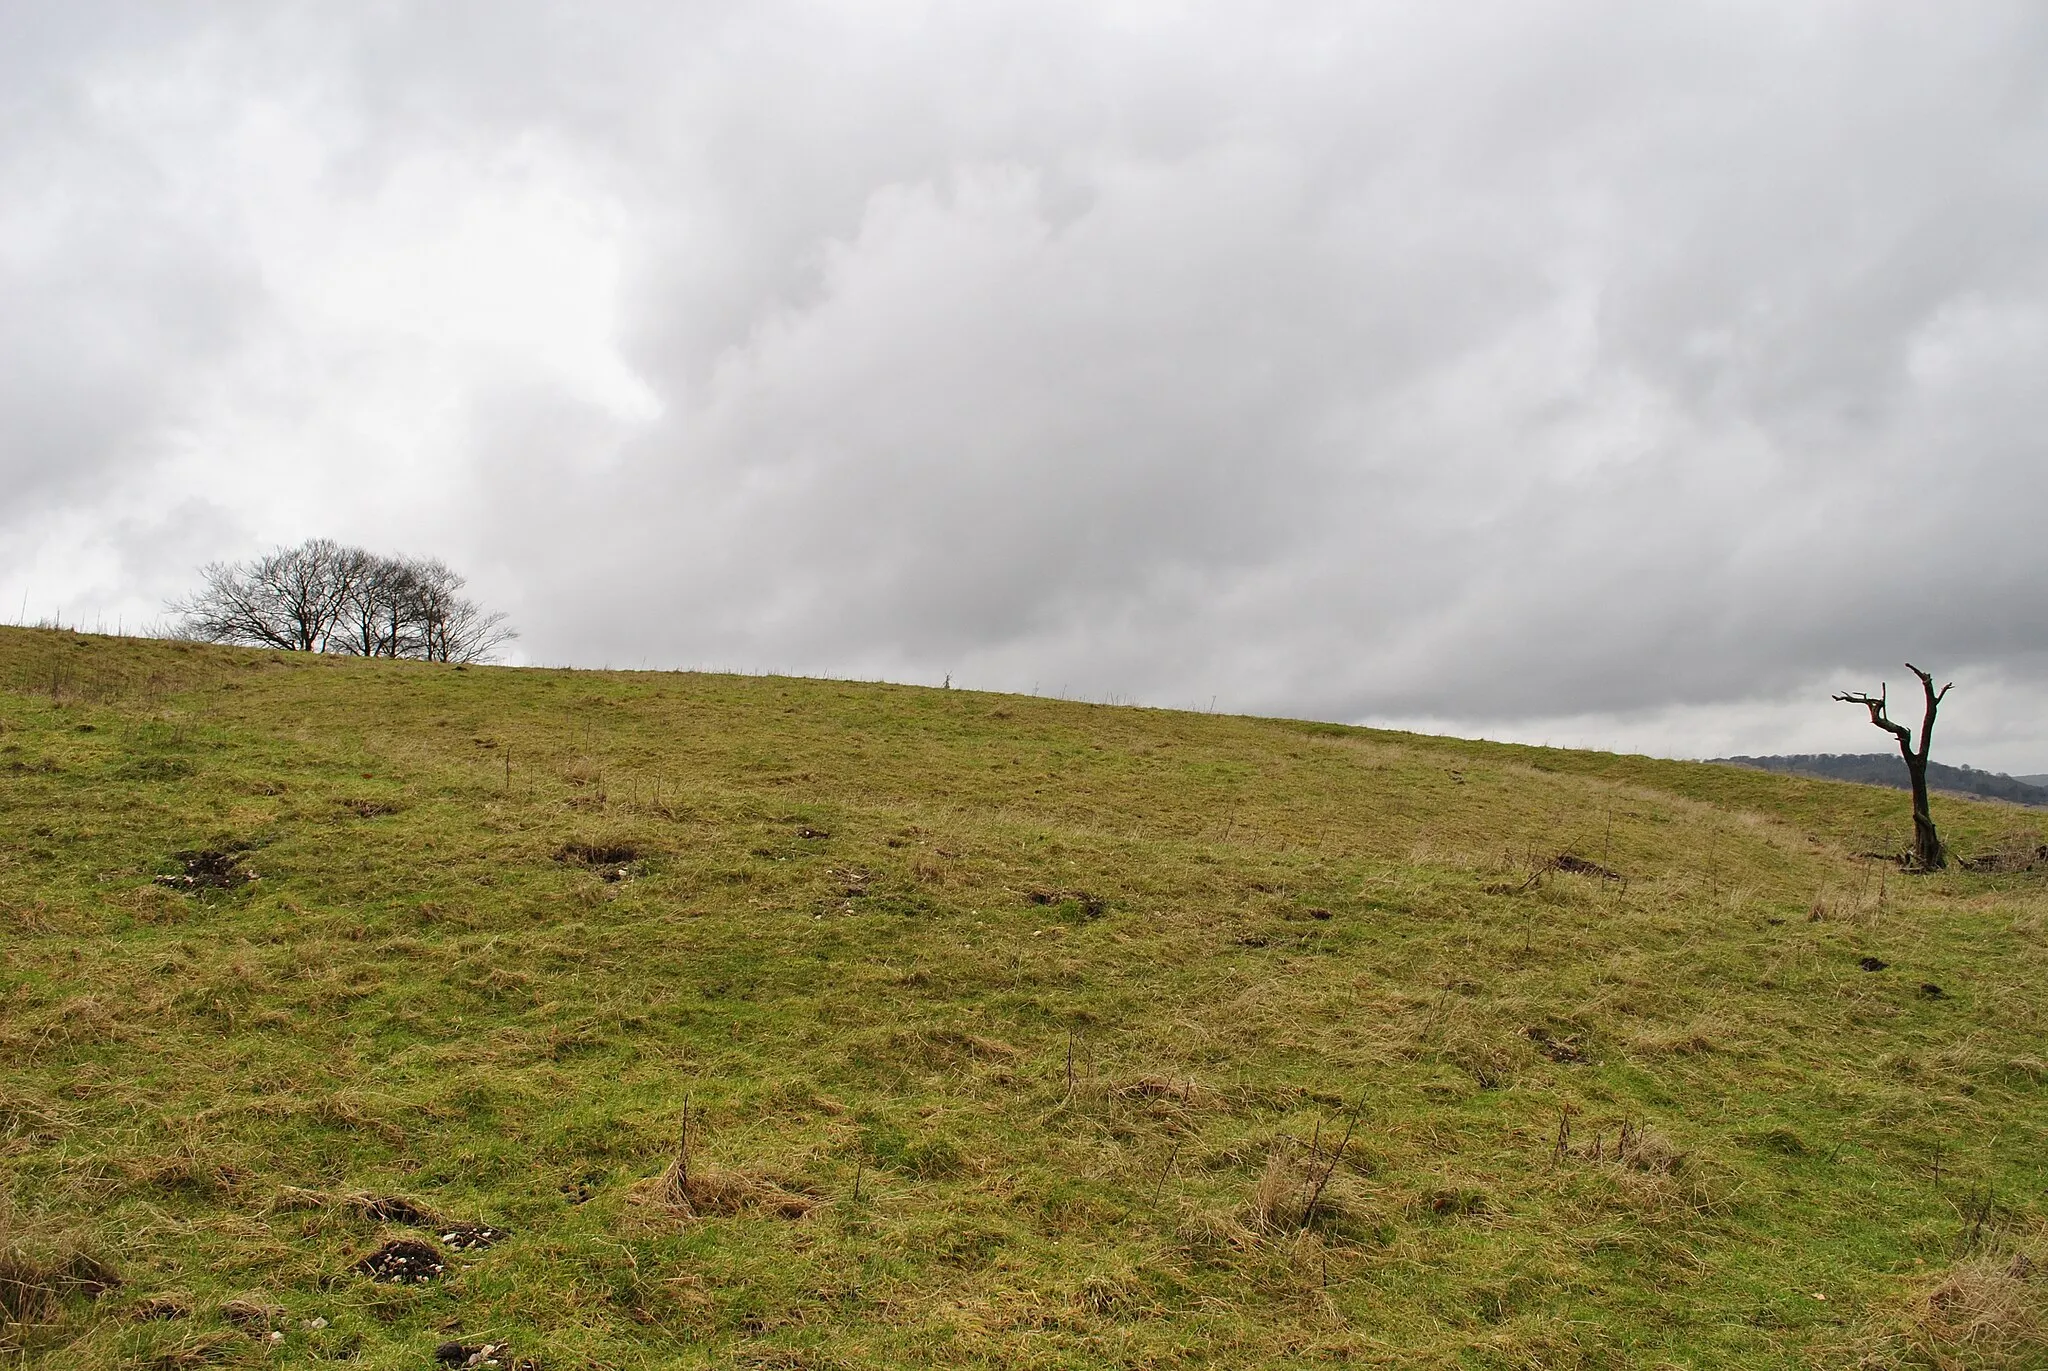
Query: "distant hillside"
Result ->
[[1717, 753, 2048, 807]]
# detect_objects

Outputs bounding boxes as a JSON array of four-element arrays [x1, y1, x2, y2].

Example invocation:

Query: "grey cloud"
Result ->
[[8, 2, 2048, 765]]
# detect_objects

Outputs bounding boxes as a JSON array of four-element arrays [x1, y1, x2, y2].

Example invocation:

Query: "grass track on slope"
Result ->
[[2, 626, 2046, 1369]]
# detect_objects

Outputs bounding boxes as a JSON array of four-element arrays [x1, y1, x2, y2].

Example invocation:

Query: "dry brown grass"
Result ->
[[0, 1245, 120, 1342], [1877, 1239, 2046, 1370]]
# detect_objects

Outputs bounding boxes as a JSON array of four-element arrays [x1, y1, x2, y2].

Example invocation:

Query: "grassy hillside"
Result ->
[[3, 626, 2045, 1370]]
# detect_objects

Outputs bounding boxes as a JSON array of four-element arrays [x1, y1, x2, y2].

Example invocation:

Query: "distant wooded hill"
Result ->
[[1716, 754, 2048, 807]]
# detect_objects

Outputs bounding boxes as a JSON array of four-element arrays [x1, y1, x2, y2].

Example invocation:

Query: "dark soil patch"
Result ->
[[352, 1237, 445, 1284], [796, 826, 831, 840], [152, 849, 256, 891], [1028, 888, 1106, 920], [555, 841, 638, 865], [555, 841, 639, 880], [130, 1293, 189, 1321], [219, 1298, 281, 1333], [1920, 983, 1946, 999], [433, 1222, 507, 1253], [436, 1341, 539, 1369], [1523, 1026, 1586, 1063], [1859, 956, 1889, 972], [1306, 908, 1333, 920], [339, 798, 401, 819], [0, 1249, 120, 1326], [353, 1194, 437, 1227], [1963, 845, 2048, 873], [1552, 854, 1623, 881]]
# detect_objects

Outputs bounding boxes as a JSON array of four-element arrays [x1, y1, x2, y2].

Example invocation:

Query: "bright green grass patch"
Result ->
[[3, 626, 2046, 1369]]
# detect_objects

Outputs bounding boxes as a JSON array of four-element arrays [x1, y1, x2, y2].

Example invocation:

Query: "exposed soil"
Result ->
[[353, 1194, 437, 1226], [555, 841, 638, 880], [152, 849, 257, 891], [1524, 1026, 1586, 1063], [219, 1297, 281, 1333], [352, 1237, 445, 1284], [130, 1294, 189, 1321], [796, 827, 831, 840], [435, 1341, 541, 1369], [435, 1222, 507, 1253], [555, 841, 638, 865], [339, 798, 401, 819], [1963, 844, 2048, 873], [1028, 888, 1106, 919], [1552, 854, 1623, 881], [1860, 956, 1889, 972], [1921, 983, 1947, 999]]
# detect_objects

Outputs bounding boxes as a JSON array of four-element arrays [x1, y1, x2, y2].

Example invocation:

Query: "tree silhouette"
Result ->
[[1833, 664, 1951, 870]]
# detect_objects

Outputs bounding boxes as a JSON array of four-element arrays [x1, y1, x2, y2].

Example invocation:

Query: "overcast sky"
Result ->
[[6, 2, 2048, 767]]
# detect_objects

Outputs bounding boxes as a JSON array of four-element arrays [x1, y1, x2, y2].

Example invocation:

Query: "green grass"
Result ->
[[3, 625, 2046, 1369]]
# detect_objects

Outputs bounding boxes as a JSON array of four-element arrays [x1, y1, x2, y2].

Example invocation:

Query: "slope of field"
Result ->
[[3, 627, 2046, 1370]]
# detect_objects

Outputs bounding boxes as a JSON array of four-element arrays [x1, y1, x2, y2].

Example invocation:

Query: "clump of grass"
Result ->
[[0, 1245, 120, 1343], [639, 1102, 821, 1220]]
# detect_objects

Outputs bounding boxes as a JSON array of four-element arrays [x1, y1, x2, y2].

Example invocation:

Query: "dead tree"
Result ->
[[1834, 664, 1951, 870]]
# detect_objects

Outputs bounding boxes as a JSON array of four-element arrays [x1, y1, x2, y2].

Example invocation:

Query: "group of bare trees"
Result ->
[[172, 539, 513, 664]]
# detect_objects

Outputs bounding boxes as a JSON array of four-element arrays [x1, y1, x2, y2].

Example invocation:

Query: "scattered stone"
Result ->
[[352, 1238, 445, 1284], [1859, 956, 1889, 972], [437, 1222, 507, 1253]]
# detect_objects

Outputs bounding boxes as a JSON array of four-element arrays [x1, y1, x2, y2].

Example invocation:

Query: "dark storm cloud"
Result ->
[[6, 2, 2048, 762]]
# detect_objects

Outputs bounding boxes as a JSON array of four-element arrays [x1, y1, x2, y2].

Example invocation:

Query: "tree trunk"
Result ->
[[1905, 758, 1944, 870]]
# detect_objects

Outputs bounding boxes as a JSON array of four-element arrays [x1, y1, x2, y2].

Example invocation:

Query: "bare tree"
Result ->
[[404, 558, 514, 663], [334, 553, 422, 658], [173, 540, 514, 663], [1834, 664, 1952, 870], [171, 538, 358, 652]]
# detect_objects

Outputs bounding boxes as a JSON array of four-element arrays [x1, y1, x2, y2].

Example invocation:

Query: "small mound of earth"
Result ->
[[436, 1222, 507, 1253], [153, 849, 257, 891], [1523, 1026, 1586, 1063], [354, 1194, 436, 1226], [352, 1237, 444, 1284], [1552, 854, 1623, 880], [1028, 888, 1106, 919], [1859, 956, 1889, 972], [130, 1294, 189, 1321], [796, 826, 831, 840], [339, 798, 401, 818], [554, 841, 639, 881]]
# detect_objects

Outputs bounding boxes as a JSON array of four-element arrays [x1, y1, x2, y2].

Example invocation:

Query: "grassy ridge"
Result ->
[[2, 626, 2045, 1369]]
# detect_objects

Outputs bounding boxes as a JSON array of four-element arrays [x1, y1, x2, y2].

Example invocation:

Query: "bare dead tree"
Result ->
[[1834, 664, 1951, 870]]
